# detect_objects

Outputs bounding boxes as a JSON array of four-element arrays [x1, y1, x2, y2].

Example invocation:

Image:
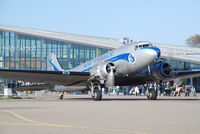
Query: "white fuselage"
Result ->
[[71, 42, 160, 80]]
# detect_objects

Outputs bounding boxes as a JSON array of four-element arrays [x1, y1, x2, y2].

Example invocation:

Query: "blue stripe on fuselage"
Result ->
[[82, 66, 93, 72], [48, 59, 60, 71], [107, 53, 130, 62], [82, 53, 133, 72]]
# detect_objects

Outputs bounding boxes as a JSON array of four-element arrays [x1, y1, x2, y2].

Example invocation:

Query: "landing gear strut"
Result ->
[[59, 92, 64, 99], [90, 81, 102, 101]]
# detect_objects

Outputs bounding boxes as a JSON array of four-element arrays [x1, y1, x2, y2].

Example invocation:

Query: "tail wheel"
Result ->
[[147, 89, 157, 100], [92, 88, 102, 101]]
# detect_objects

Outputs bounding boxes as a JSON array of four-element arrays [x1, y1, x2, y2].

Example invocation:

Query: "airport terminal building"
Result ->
[[0, 26, 118, 71], [1, 25, 200, 93]]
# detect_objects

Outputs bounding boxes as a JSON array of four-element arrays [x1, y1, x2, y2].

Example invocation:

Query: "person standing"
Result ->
[[135, 86, 139, 96], [191, 86, 196, 96], [185, 86, 190, 97]]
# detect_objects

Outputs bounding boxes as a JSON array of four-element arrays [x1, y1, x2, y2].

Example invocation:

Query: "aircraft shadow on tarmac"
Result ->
[[63, 98, 147, 101], [63, 97, 200, 101]]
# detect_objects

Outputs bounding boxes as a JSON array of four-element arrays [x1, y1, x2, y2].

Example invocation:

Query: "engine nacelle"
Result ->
[[91, 62, 116, 79], [150, 62, 172, 80], [99, 62, 115, 78]]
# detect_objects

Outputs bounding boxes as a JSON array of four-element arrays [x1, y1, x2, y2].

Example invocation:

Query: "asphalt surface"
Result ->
[[0, 94, 200, 134]]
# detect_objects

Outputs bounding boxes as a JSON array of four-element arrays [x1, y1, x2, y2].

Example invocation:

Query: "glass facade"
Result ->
[[0, 31, 109, 70]]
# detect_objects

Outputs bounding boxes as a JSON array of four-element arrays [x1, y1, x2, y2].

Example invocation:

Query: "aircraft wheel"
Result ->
[[92, 88, 102, 101], [59, 94, 64, 100], [147, 89, 157, 100]]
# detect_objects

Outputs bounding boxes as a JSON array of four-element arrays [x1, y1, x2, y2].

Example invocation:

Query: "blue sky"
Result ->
[[0, 0, 200, 45]]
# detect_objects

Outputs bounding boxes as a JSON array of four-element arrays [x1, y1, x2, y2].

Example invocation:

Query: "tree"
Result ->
[[186, 34, 200, 47]]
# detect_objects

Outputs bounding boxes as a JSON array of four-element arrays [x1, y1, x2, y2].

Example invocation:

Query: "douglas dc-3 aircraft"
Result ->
[[1, 41, 200, 101]]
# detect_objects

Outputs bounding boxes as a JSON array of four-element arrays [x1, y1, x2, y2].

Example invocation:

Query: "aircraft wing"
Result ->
[[173, 70, 200, 79], [0, 69, 90, 86], [13, 84, 54, 91]]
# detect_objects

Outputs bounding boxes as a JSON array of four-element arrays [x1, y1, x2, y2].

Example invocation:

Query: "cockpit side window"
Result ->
[[134, 43, 152, 50], [139, 45, 143, 48], [143, 44, 150, 47]]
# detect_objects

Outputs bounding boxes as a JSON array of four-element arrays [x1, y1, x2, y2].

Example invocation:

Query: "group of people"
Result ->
[[163, 81, 196, 97], [106, 81, 197, 97]]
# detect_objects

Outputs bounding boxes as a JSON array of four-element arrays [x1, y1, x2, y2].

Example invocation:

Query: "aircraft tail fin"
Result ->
[[47, 54, 64, 71]]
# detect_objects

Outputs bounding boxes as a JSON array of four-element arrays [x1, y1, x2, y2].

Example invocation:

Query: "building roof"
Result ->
[[153, 43, 200, 64], [0, 25, 124, 49], [1, 24, 200, 64]]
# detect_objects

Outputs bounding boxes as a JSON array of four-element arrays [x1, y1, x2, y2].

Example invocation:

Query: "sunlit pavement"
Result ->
[[0, 94, 200, 134]]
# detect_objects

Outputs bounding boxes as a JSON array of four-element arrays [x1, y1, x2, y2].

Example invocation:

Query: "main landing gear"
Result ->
[[59, 92, 64, 100], [147, 88, 157, 100], [89, 81, 102, 101]]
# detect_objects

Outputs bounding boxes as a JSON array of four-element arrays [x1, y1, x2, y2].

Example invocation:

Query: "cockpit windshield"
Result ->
[[134, 42, 152, 50]]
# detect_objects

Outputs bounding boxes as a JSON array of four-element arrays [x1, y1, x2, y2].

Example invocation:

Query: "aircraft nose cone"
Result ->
[[152, 47, 161, 59], [144, 47, 161, 59], [149, 47, 161, 59]]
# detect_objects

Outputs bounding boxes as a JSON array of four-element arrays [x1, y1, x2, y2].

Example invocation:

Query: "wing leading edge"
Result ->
[[173, 70, 200, 80]]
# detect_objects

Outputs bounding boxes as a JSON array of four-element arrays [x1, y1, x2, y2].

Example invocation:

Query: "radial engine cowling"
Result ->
[[150, 62, 172, 80], [98, 63, 116, 78]]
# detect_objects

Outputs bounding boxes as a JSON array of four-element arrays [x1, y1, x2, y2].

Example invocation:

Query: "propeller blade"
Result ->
[[105, 67, 115, 89]]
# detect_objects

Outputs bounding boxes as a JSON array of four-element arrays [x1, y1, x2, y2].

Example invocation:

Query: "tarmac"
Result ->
[[0, 94, 200, 134]]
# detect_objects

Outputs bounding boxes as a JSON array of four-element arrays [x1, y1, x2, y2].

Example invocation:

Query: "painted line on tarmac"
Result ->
[[0, 110, 149, 134]]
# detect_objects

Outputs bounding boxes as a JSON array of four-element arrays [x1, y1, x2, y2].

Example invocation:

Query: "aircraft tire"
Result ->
[[147, 89, 157, 100], [59, 94, 63, 100], [92, 89, 102, 101]]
